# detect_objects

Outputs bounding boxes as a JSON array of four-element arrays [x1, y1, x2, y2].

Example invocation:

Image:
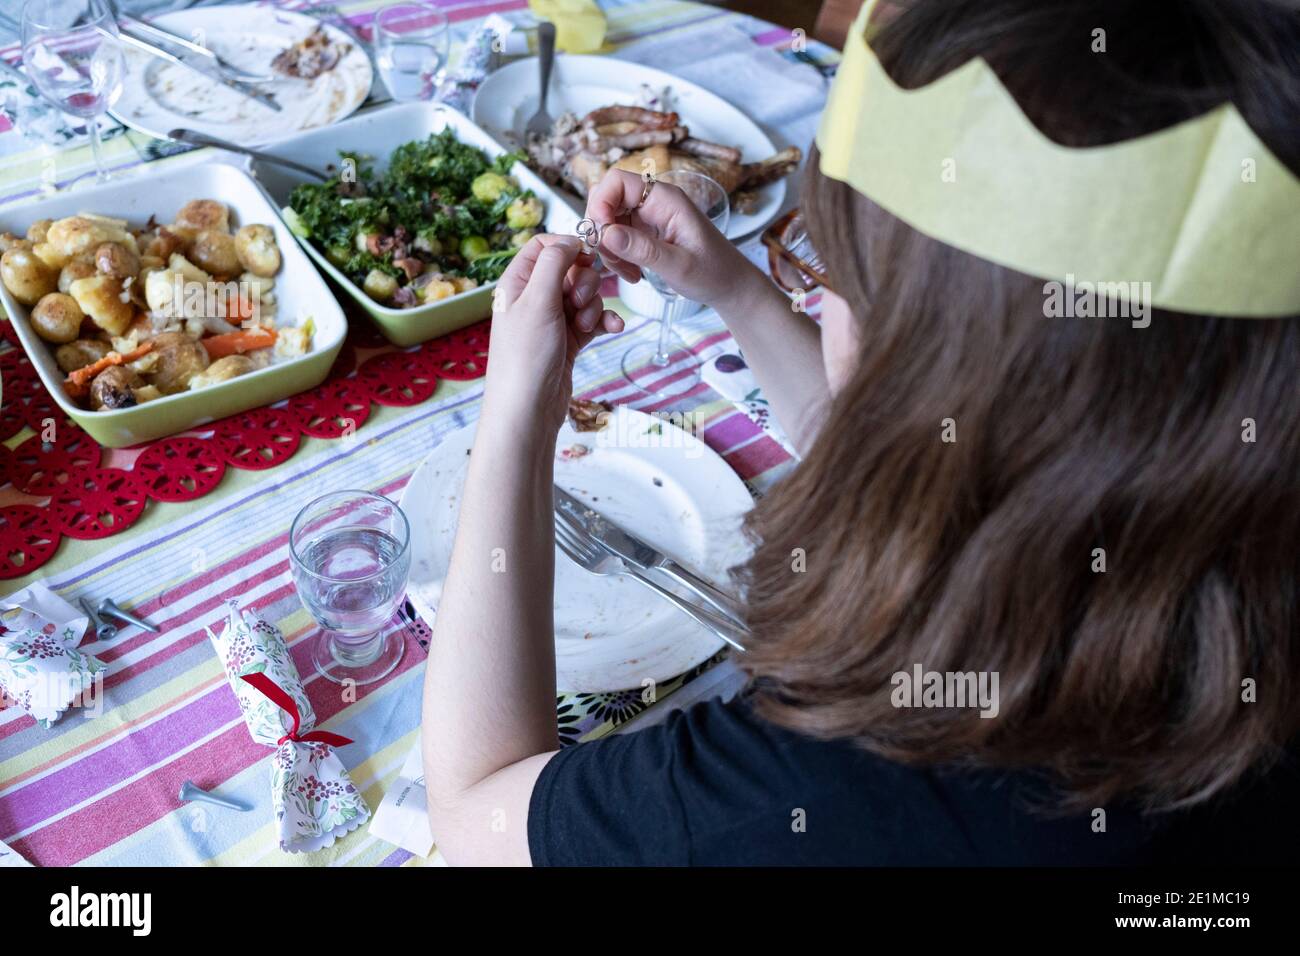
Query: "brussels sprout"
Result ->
[[510, 229, 537, 248], [363, 268, 398, 302], [471, 172, 515, 203], [506, 196, 544, 230], [460, 235, 491, 260], [414, 233, 443, 257], [326, 246, 350, 267]]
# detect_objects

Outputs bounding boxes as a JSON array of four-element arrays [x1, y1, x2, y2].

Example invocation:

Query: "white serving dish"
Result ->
[[0, 160, 346, 448], [246, 101, 583, 346]]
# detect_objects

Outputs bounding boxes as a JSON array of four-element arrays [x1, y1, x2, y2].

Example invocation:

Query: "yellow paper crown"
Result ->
[[815, 0, 1300, 317]]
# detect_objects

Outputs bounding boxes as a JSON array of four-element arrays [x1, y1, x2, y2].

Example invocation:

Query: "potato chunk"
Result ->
[[68, 274, 133, 335], [95, 242, 141, 279], [90, 365, 144, 410], [1, 247, 59, 304], [191, 229, 240, 276], [234, 224, 281, 277], [58, 257, 99, 294], [55, 338, 111, 374], [146, 331, 209, 394], [43, 215, 136, 266], [171, 200, 229, 240], [190, 354, 255, 389], [29, 292, 84, 343]]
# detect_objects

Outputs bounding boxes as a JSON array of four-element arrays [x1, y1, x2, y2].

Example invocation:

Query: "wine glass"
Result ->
[[21, 0, 125, 183], [290, 491, 411, 686], [372, 2, 450, 103], [621, 170, 730, 398]]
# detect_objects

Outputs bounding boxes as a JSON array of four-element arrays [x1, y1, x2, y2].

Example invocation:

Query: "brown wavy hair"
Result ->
[[738, 0, 1300, 812]]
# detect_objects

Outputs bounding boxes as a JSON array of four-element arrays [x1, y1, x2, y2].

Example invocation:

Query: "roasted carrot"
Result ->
[[201, 327, 277, 360], [63, 342, 155, 399]]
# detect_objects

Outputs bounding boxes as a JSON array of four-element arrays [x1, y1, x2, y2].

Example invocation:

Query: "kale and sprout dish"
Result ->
[[285, 129, 544, 309]]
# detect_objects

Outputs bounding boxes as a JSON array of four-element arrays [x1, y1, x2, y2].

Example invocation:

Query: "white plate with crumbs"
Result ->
[[402, 405, 753, 692], [110, 5, 372, 147]]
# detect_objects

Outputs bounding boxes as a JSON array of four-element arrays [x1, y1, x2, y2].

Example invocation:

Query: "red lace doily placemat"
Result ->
[[0, 319, 491, 579]]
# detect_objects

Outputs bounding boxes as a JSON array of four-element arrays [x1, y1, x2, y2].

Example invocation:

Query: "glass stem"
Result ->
[[654, 294, 678, 366], [87, 113, 107, 181]]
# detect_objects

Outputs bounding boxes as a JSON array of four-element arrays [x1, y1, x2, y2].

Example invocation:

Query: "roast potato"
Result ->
[[68, 273, 133, 336], [90, 365, 143, 410], [234, 224, 281, 277], [141, 227, 185, 261], [191, 229, 240, 276], [172, 199, 229, 239], [1, 247, 59, 305], [58, 257, 99, 294], [0, 232, 30, 254], [95, 242, 140, 280], [43, 215, 136, 266], [146, 331, 209, 394], [26, 219, 53, 244], [55, 338, 111, 374], [189, 354, 255, 389], [29, 292, 84, 343]]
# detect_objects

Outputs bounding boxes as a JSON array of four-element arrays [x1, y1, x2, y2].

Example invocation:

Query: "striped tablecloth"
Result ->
[[0, 0, 835, 866]]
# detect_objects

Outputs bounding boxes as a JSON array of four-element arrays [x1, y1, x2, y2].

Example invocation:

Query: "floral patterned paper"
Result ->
[[0, 593, 104, 728], [206, 601, 370, 853]]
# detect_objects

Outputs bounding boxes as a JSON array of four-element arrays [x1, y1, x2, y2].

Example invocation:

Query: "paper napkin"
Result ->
[[0, 584, 103, 728]]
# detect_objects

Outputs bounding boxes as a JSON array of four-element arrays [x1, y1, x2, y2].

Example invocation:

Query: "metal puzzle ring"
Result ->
[[575, 217, 602, 249]]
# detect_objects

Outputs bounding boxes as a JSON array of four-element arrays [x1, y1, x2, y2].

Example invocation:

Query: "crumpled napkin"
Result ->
[[205, 601, 370, 853], [530, 0, 607, 53], [0, 584, 103, 728]]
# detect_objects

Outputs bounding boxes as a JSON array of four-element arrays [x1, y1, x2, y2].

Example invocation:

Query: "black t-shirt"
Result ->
[[527, 693, 1299, 866]]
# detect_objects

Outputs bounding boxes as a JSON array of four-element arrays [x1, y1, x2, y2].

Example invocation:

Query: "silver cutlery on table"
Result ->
[[168, 127, 330, 180], [524, 21, 556, 140], [178, 780, 250, 812], [79, 598, 118, 642], [103, 26, 282, 112], [554, 512, 748, 652], [112, 8, 274, 84], [96, 597, 158, 633], [554, 487, 747, 625]]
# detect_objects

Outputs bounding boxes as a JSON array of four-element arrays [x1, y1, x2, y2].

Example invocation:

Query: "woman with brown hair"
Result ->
[[421, 0, 1300, 865]]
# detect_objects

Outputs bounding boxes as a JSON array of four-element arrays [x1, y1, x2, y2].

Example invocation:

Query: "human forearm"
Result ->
[[713, 264, 830, 456], [422, 412, 558, 802]]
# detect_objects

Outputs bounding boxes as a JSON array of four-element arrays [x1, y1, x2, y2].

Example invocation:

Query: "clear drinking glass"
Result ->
[[621, 170, 731, 398], [372, 2, 450, 102], [21, 0, 125, 183], [290, 491, 411, 685]]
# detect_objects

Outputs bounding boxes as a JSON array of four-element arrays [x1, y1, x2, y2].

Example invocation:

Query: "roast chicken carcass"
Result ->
[[527, 104, 801, 214]]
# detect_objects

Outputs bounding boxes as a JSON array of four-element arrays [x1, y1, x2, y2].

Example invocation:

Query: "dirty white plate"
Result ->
[[402, 405, 753, 692], [472, 55, 786, 239], [110, 5, 372, 147]]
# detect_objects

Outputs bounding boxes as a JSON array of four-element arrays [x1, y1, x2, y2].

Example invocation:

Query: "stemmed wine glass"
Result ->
[[621, 170, 730, 398], [372, 2, 450, 103], [290, 491, 411, 686], [21, 0, 125, 183]]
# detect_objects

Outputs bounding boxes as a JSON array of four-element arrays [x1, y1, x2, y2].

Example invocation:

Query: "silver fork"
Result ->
[[554, 515, 747, 652], [524, 21, 557, 140]]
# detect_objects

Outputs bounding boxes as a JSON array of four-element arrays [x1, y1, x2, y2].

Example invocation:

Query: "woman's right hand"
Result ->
[[585, 168, 755, 309]]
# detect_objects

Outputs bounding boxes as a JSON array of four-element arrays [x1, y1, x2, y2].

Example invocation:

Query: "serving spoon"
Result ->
[[168, 128, 330, 182]]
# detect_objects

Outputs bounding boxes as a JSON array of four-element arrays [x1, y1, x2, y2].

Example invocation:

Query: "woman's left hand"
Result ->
[[482, 234, 624, 433]]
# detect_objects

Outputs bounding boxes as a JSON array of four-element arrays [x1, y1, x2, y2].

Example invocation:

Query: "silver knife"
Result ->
[[116, 11, 274, 83], [554, 486, 747, 625], [107, 27, 282, 112]]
